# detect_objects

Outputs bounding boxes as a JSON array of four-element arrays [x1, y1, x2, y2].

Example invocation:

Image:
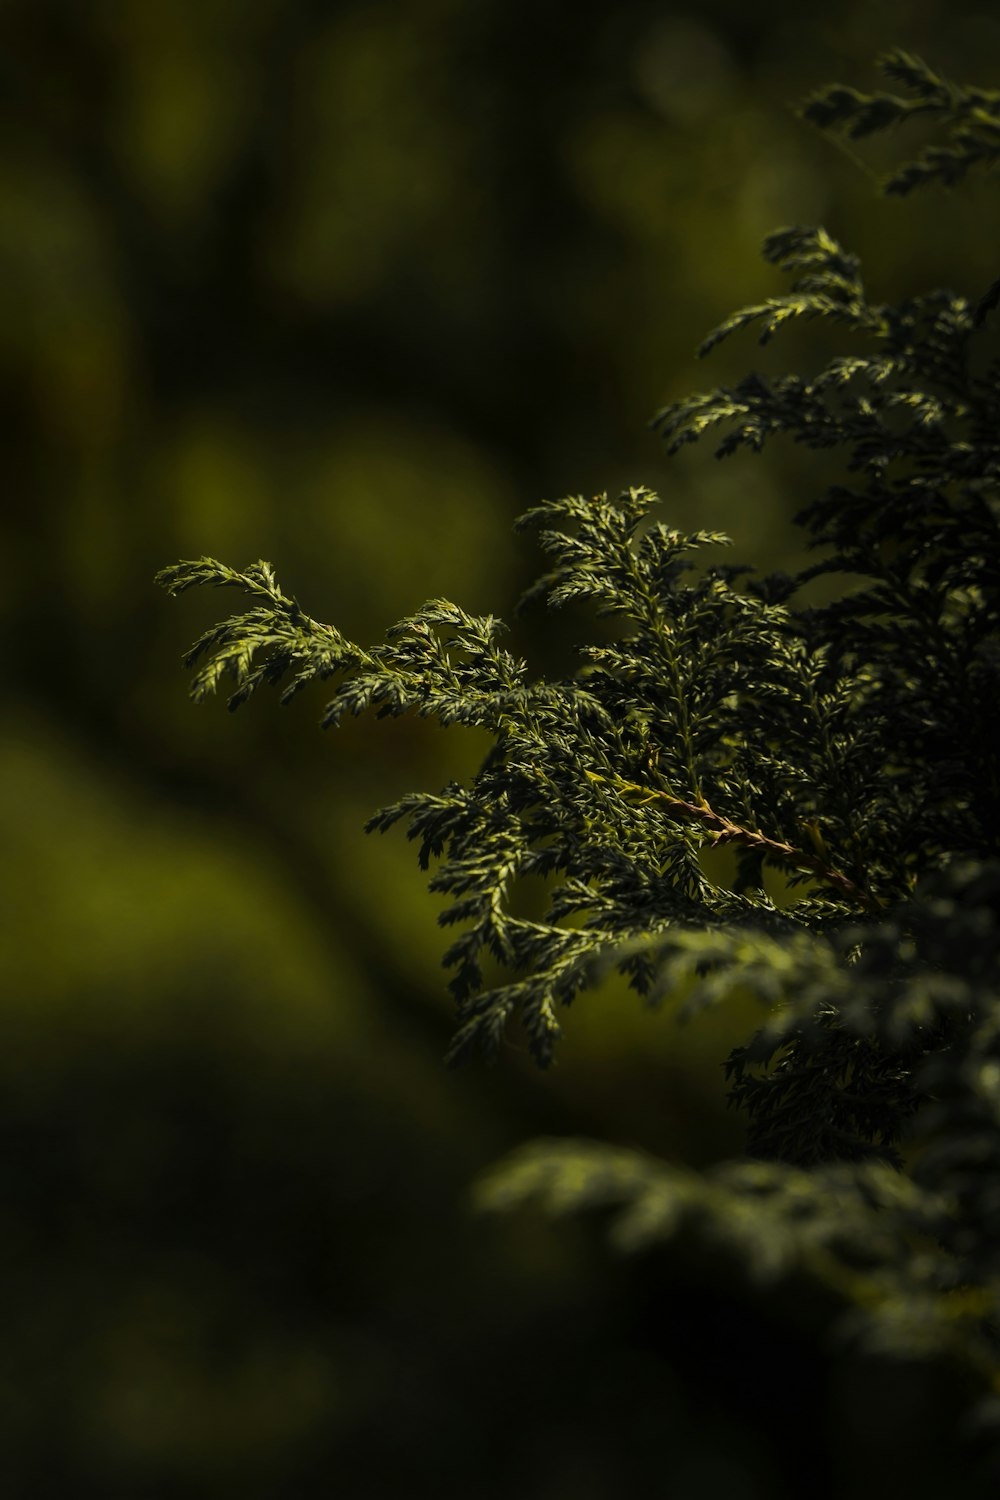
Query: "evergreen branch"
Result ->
[[798, 48, 1000, 196], [157, 51, 1000, 1452], [583, 772, 884, 914], [687, 226, 884, 363], [157, 558, 530, 725], [473, 1138, 1000, 1376], [155, 556, 365, 708]]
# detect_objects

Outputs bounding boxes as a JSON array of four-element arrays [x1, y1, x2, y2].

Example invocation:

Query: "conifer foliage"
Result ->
[[158, 52, 1000, 1463]]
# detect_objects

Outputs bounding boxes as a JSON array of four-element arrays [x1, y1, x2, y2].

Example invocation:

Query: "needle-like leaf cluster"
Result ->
[[157, 50, 1000, 1454]]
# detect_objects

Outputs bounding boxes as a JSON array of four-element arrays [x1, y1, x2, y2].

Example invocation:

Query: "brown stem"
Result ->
[[586, 772, 884, 914]]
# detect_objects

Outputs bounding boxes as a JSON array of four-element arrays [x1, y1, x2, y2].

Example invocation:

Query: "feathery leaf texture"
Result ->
[[157, 52, 1000, 1437], [800, 47, 1000, 198]]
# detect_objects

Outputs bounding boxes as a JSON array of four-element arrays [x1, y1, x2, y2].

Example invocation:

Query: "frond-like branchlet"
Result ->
[[159, 49, 1000, 1437], [799, 48, 1000, 196], [474, 1136, 1000, 1384]]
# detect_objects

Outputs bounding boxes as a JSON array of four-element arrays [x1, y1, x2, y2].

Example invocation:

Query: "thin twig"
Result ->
[[585, 771, 885, 914]]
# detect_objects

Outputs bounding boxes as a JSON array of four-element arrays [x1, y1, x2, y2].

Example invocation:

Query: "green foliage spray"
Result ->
[[158, 51, 1000, 1488]]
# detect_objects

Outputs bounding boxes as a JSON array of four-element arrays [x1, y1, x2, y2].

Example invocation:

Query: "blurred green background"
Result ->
[[4, 1, 1000, 1494]]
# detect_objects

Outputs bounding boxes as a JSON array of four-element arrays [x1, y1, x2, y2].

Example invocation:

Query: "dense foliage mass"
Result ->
[[159, 51, 1000, 1467]]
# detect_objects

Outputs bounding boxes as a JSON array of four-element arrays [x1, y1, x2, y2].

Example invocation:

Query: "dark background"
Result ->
[[4, 1, 1000, 1494]]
